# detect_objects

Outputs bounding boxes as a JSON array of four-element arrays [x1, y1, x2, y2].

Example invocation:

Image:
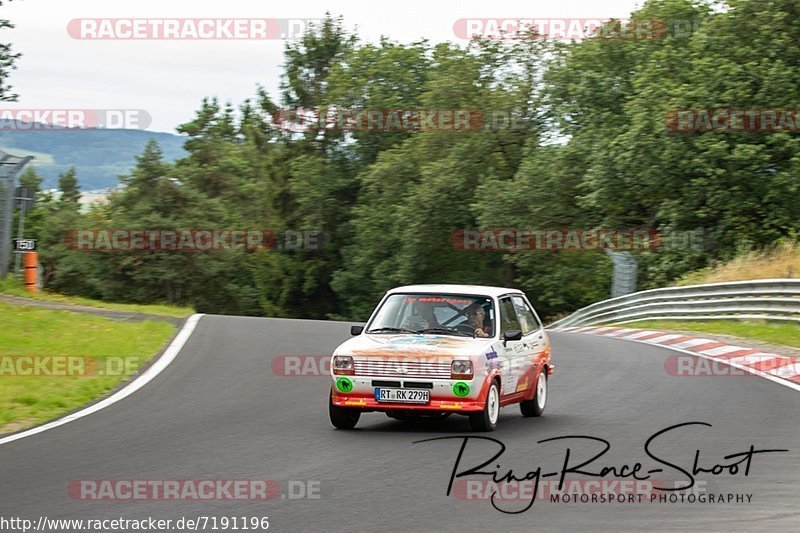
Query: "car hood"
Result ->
[[335, 334, 496, 358]]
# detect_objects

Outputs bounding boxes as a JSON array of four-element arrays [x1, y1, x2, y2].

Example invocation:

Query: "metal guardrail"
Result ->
[[548, 279, 800, 328]]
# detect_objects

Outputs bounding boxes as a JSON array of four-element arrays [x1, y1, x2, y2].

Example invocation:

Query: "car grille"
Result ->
[[353, 358, 451, 379]]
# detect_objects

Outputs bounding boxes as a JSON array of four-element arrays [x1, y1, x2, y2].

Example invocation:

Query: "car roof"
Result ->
[[386, 284, 524, 298]]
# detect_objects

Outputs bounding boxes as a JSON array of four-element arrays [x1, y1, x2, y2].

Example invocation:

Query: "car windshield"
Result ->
[[367, 294, 495, 337]]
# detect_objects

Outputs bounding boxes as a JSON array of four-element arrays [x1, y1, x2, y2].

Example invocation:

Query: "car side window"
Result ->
[[499, 297, 520, 335], [511, 295, 541, 335]]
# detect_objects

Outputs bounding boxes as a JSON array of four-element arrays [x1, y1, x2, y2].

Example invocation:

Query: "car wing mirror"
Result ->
[[351, 325, 364, 336], [503, 329, 522, 346]]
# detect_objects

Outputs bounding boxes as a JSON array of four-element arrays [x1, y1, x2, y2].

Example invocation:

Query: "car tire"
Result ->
[[329, 388, 360, 429], [520, 369, 547, 417], [469, 379, 500, 432]]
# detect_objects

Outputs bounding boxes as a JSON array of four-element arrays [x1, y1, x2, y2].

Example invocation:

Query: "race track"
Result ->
[[1, 315, 798, 532]]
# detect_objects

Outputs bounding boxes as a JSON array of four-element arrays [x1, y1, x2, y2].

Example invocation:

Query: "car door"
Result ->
[[511, 295, 547, 392], [497, 296, 533, 397]]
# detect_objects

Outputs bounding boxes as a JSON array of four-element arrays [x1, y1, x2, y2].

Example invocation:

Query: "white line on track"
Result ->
[[0, 313, 204, 446]]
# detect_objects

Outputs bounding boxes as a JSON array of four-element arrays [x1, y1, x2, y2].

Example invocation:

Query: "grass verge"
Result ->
[[617, 319, 800, 350], [0, 279, 193, 318], [677, 241, 800, 286], [0, 301, 177, 434]]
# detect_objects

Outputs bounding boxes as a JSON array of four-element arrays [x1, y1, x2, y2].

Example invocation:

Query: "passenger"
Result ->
[[464, 302, 489, 337]]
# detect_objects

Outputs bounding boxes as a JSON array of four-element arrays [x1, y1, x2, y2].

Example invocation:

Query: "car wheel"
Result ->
[[329, 388, 360, 429], [520, 369, 547, 417], [469, 379, 500, 432]]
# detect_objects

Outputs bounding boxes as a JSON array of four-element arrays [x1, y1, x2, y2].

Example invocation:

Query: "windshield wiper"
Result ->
[[418, 327, 473, 337], [366, 327, 420, 334]]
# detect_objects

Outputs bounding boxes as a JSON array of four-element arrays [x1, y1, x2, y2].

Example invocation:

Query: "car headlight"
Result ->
[[332, 355, 354, 375], [451, 359, 473, 379]]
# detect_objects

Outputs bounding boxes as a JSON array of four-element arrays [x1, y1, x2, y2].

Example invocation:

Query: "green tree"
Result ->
[[33, 2, 800, 321], [18, 166, 41, 194], [245, 14, 360, 318], [332, 38, 551, 319], [0, 0, 20, 101], [38, 168, 89, 294], [57, 167, 81, 205]]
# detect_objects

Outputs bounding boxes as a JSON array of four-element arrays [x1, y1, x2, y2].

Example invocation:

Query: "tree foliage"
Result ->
[[28, 2, 800, 320], [0, 0, 20, 101]]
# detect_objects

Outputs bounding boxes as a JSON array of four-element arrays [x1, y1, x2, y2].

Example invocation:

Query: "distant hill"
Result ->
[[0, 128, 187, 190]]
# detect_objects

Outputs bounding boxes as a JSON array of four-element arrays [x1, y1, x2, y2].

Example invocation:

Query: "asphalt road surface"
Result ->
[[1, 315, 798, 532]]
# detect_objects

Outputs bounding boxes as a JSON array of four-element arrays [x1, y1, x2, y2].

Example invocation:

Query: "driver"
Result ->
[[401, 300, 438, 331], [464, 302, 489, 337]]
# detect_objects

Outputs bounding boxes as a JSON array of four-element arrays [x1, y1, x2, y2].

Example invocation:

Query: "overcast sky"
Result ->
[[3, 0, 642, 133]]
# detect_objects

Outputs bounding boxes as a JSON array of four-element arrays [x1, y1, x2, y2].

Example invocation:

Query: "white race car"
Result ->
[[329, 284, 553, 431]]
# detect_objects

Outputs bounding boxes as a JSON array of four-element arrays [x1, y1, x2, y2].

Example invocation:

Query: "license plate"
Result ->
[[375, 388, 430, 404]]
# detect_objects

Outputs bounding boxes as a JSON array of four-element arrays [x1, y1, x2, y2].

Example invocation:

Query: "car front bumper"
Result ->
[[330, 375, 487, 412]]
